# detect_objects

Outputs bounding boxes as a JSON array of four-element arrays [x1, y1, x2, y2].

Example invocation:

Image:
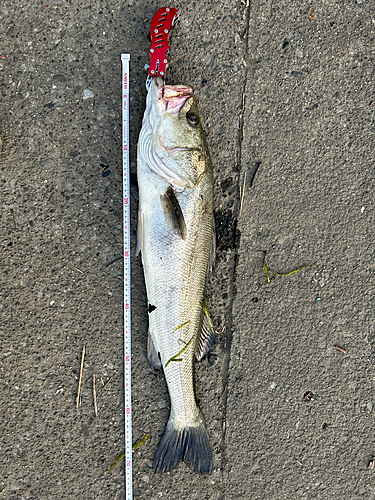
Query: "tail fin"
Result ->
[[153, 421, 213, 474]]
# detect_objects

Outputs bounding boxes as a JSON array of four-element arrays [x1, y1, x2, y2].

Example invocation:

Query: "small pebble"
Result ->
[[41, 158, 55, 169], [83, 89, 94, 99], [54, 74, 66, 82]]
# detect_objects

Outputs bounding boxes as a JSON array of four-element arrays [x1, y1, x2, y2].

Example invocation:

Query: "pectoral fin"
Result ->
[[160, 187, 187, 240]]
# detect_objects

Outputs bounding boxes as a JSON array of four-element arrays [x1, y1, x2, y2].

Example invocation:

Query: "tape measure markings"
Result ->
[[121, 53, 132, 500]]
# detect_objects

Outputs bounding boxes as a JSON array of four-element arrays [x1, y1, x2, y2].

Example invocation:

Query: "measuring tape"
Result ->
[[121, 53, 132, 500]]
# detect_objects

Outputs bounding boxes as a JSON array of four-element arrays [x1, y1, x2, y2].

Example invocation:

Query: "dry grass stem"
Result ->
[[106, 257, 123, 269], [239, 172, 247, 217], [76, 345, 86, 408], [103, 376, 112, 389], [93, 374, 98, 417], [13, 210, 18, 229], [335, 345, 346, 354], [53, 395, 61, 414]]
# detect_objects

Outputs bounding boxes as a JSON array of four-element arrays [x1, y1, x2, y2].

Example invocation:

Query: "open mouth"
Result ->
[[157, 80, 194, 115]]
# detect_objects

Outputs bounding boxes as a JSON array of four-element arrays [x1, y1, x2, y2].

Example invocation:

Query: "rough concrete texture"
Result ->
[[0, 0, 374, 499]]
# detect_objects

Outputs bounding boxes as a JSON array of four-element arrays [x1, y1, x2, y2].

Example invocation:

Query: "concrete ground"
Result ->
[[1, 0, 374, 499]]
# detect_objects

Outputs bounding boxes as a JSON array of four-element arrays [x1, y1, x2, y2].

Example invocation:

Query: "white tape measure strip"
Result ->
[[121, 53, 132, 500]]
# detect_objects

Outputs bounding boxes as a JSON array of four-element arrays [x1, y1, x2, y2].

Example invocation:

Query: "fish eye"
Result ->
[[186, 111, 199, 127]]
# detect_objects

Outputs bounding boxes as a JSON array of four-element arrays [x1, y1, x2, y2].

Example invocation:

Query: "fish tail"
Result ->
[[153, 420, 213, 474]]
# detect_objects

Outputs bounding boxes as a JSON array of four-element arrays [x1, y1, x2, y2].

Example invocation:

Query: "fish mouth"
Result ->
[[153, 77, 194, 115]]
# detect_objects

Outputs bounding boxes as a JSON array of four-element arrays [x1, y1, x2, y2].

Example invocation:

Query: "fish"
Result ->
[[137, 76, 216, 474]]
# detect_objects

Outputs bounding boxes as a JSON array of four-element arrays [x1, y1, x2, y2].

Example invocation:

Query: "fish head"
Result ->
[[146, 77, 209, 188]]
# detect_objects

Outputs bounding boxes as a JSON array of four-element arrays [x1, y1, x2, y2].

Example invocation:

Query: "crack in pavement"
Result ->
[[219, 0, 252, 495]]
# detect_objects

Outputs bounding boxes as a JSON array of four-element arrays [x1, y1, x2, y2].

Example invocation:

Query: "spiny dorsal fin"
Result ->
[[195, 301, 216, 361], [160, 187, 187, 240]]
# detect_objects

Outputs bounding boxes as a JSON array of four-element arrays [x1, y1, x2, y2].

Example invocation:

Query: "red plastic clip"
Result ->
[[147, 7, 179, 86]]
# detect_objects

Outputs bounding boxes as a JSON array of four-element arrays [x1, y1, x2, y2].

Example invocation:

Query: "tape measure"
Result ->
[[121, 53, 132, 500]]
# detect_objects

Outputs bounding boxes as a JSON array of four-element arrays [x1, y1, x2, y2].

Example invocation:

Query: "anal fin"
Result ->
[[147, 329, 161, 370]]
